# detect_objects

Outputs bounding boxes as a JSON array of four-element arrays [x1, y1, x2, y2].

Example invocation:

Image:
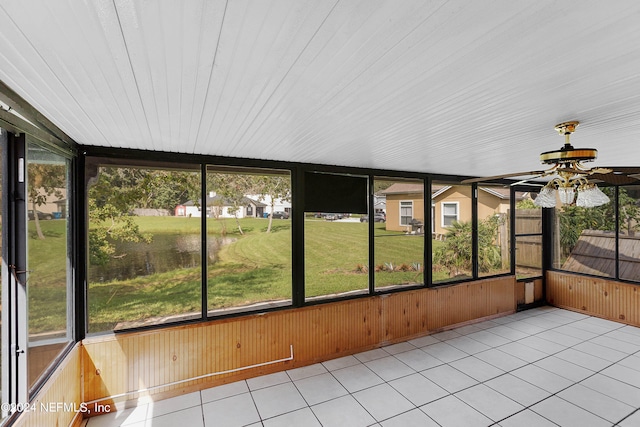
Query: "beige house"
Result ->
[[383, 183, 523, 236], [381, 183, 425, 233]]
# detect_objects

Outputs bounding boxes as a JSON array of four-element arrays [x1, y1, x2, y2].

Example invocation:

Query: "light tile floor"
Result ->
[[82, 306, 640, 427]]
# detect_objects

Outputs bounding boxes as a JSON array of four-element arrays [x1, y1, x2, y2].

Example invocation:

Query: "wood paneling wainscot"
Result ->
[[82, 276, 516, 415], [13, 344, 82, 427], [547, 271, 640, 327]]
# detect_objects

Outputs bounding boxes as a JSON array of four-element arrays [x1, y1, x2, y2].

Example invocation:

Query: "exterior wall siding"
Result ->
[[385, 193, 424, 232]]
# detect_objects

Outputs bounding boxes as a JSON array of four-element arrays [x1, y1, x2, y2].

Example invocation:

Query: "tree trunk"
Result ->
[[234, 212, 244, 235], [266, 200, 275, 233], [33, 201, 45, 239]]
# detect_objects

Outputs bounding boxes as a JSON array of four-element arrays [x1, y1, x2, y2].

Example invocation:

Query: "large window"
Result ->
[[432, 183, 472, 283], [374, 178, 424, 291], [206, 166, 292, 314], [26, 141, 73, 390], [87, 162, 202, 332]]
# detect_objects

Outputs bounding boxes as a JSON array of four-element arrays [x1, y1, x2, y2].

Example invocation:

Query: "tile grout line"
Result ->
[[480, 313, 640, 426], [100, 308, 640, 427]]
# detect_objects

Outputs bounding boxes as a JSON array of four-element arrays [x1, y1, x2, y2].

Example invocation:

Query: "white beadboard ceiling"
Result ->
[[1, 0, 639, 179]]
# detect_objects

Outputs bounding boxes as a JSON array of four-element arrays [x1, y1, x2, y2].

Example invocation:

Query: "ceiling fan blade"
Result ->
[[591, 167, 613, 174], [589, 173, 639, 185], [461, 170, 548, 184], [509, 174, 546, 186], [599, 167, 640, 174]]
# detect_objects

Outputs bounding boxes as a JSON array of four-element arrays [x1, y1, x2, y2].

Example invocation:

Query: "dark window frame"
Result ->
[[77, 146, 535, 335]]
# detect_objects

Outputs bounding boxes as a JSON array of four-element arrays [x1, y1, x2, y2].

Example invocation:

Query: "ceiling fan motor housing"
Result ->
[[540, 145, 598, 164], [540, 120, 597, 164]]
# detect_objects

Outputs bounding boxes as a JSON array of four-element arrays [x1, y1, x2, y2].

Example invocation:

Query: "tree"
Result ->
[[433, 221, 473, 277], [558, 187, 640, 255], [516, 198, 537, 209], [87, 199, 151, 265], [138, 170, 200, 211], [207, 173, 255, 235], [254, 175, 291, 233], [27, 163, 65, 239], [88, 166, 152, 265]]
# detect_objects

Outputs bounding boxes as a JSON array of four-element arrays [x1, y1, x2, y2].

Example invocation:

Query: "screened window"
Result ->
[[26, 140, 73, 390], [477, 185, 511, 277], [619, 185, 640, 282], [206, 166, 292, 314], [87, 162, 202, 332], [432, 183, 472, 283], [551, 187, 615, 278], [374, 178, 424, 291], [304, 172, 368, 301]]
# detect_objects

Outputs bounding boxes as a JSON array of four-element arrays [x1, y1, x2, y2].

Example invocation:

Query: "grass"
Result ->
[[27, 220, 69, 335], [29, 216, 461, 333]]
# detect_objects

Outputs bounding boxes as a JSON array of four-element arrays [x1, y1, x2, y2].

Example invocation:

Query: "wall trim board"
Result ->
[[81, 276, 516, 412], [547, 271, 640, 327]]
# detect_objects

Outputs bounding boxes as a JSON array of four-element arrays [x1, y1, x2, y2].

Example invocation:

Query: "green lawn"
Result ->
[[29, 216, 455, 333], [27, 220, 69, 335]]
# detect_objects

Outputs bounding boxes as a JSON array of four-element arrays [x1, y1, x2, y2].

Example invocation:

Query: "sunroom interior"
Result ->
[[1, 1, 640, 426]]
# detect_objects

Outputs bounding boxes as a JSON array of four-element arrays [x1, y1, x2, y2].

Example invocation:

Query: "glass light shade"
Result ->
[[557, 186, 575, 205], [576, 184, 610, 207], [534, 186, 557, 208]]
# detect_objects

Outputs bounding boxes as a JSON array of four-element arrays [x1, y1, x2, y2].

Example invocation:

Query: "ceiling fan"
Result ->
[[461, 121, 640, 207]]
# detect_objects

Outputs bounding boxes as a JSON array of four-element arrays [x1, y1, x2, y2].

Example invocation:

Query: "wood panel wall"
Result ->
[[13, 344, 82, 427], [547, 271, 640, 327], [82, 276, 515, 411]]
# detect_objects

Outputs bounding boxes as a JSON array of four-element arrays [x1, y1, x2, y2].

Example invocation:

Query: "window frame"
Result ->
[[441, 201, 459, 228], [399, 200, 413, 226]]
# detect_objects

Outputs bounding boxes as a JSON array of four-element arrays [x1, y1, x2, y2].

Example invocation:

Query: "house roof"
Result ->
[[383, 183, 527, 200], [562, 230, 640, 278], [381, 183, 425, 195]]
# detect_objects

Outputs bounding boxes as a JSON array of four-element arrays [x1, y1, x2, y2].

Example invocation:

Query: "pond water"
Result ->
[[88, 233, 235, 282]]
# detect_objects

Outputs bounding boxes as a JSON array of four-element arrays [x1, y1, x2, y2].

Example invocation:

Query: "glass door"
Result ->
[[1, 133, 74, 421], [25, 140, 73, 392]]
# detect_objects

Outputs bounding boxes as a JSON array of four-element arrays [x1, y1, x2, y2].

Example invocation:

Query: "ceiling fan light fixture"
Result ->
[[557, 186, 576, 205], [466, 120, 621, 208], [576, 183, 610, 208], [534, 120, 611, 209], [533, 186, 557, 208]]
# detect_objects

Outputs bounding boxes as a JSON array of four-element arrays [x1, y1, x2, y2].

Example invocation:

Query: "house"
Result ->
[[175, 192, 268, 218], [383, 183, 528, 236], [245, 194, 291, 216], [381, 182, 425, 232]]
